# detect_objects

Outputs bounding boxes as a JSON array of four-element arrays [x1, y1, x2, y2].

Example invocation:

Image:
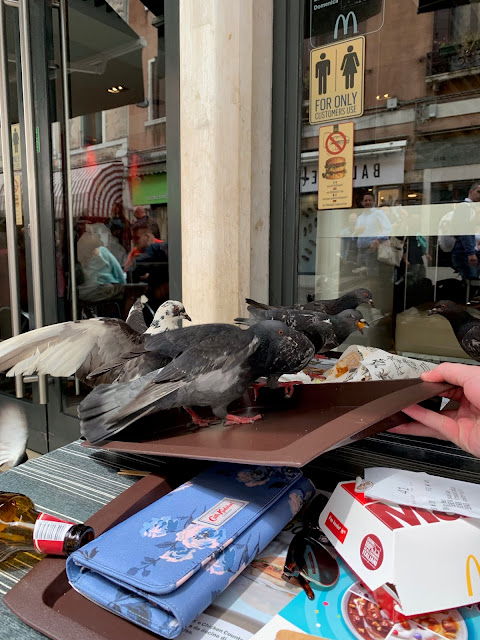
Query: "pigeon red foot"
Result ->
[[252, 380, 303, 401], [224, 413, 263, 427], [276, 380, 303, 399], [183, 407, 218, 428]]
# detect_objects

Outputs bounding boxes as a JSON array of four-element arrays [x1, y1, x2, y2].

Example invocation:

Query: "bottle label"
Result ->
[[33, 513, 74, 555]]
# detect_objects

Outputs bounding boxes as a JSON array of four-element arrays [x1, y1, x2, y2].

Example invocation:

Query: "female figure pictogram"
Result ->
[[341, 45, 359, 90]]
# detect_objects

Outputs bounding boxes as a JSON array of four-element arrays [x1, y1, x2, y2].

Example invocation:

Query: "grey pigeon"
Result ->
[[327, 309, 368, 349], [246, 288, 374, 316], [0, 300, 191, 387], [78, 320, 315, 444], [235, 308, 366, 352], [429, 300, 480, 361], [235, 307, 335, 353]]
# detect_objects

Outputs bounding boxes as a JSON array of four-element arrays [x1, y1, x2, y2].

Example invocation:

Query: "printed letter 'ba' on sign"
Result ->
[[309, 36, 365, 125]]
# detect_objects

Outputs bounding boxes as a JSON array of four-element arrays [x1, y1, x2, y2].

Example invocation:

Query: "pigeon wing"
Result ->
[[110, 328, 259, 423], [125, 295, 148, 334], [460, 326, 480, 361], [0, 318, 142, 383], [143, 323, 239, 357], [87, 324, 241, 383]]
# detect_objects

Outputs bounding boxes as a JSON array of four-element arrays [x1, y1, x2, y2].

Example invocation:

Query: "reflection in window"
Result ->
[[81, 113, 103, 147], [148, 56, 166, 122]]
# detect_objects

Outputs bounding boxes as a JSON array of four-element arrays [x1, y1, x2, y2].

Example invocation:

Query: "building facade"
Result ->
[[0, 0, 479, 466]]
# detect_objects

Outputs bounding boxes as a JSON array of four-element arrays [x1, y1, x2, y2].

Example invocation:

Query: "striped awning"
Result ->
[[53, 161, 124, 219], [0, 161, 124, 221]]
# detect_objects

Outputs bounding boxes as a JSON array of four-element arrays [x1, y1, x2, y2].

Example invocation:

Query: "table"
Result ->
[[0, 440, 171, 640]]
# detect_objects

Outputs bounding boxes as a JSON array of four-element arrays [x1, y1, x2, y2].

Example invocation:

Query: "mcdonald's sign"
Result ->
[[466, 554, 480, 597], [333, 11, 358, 40], [308, 0, 383, 40]]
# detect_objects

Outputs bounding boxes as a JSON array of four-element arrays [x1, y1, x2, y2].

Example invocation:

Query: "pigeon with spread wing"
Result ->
[[78, 320, 315, 444], [0, 300, 191, 386]]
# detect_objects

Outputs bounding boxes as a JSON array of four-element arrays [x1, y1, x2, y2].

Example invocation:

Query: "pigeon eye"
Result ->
[[278, 329, 284, 336], [174, 306, 180, 312]]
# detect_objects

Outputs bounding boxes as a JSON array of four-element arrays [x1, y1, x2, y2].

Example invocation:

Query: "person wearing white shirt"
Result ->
[[353, 193, 392, 276]]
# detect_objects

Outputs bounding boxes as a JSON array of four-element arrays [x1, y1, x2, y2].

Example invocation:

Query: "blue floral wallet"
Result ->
[[66, 463, 314, 638]]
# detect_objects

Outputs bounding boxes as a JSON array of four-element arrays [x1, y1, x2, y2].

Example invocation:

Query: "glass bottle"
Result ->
[[0, 491, 94, 562]]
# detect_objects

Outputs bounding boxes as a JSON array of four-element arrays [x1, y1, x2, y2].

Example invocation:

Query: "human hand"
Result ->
[[369, 239, 380, 252], [389, 363, 480, 456], [469, 254, 478, 265], [355, 226, 365, 236]]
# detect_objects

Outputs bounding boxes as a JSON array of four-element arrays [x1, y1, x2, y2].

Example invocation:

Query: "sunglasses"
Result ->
[[282, 493, 339, 600]]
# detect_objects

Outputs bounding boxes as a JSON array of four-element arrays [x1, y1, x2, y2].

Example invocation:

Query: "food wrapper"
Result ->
[[322, 345, 435, 383]]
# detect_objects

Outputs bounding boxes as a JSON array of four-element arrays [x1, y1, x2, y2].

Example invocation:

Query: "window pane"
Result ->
[[299, 0, 480, 361]]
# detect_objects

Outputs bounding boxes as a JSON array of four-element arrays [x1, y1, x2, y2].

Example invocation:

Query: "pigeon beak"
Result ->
[[368, 298, 374, 307], [357, 320, 368, 334], [428, 308, 439, 316], [182, 312, 192, 322]]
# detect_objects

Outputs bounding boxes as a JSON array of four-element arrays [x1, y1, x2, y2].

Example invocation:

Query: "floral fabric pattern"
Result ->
[[67, 463, 313, 639]]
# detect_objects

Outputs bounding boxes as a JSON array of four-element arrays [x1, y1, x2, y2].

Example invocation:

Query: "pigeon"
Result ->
[[0, 300, 191, 387], [429, 300, 480, 362], [235, 308, 367, 352], [78, 320, 315, 444], [325, 309, 368, 350], [245, 287, 374, 315], [0, 405, 28, 470], [235, 308, 335, 353]]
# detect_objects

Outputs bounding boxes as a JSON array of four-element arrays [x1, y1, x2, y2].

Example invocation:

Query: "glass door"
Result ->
[[0, 0, 178, 452], [47, 0, 174, 449], [0, 0, 49, 454]]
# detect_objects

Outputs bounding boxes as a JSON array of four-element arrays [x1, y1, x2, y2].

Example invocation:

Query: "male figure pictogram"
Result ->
[[315, 52, 330, 95]]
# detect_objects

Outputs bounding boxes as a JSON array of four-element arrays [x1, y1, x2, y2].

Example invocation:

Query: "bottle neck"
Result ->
[[33, 513, 94, 556]]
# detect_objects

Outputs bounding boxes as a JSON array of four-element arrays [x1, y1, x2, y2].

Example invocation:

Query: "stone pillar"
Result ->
[[179, 0, 273, 324]]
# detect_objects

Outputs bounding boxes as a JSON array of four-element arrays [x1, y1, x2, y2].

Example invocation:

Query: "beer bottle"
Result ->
[[0, 491, 94, 562]]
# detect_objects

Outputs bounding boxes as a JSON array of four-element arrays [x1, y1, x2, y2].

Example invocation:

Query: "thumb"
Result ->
[[420, 362, 476, 387]]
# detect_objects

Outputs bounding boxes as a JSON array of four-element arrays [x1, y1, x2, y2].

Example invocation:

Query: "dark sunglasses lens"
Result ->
[[297, 540, 339, 588]]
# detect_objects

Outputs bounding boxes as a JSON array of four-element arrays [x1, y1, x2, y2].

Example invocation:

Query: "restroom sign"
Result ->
[[309, 36, 365, 125]]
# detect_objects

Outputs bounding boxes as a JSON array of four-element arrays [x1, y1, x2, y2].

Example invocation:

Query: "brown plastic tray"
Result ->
[[85, 380, 452, 467], [3, 473, 180, 640]]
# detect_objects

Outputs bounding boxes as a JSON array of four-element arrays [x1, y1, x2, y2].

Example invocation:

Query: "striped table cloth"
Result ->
[[0, 440, 172, 640]]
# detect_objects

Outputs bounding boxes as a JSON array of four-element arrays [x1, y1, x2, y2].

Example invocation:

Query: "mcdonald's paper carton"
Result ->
[[319, 481, 480, 616]]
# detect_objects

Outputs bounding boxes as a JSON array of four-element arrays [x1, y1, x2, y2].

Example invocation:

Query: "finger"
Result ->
[[402, 403, 458, 443], [420, 363, 478, 387], [389, 423, 449, 440]]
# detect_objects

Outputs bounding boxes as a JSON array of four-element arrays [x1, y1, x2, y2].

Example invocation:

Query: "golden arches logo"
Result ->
[[466, 555, 480, 596]]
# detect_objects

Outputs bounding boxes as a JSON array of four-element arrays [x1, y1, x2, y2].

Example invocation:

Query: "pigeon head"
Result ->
[[145, 300, 191, 335], [336, 309, 368, 334], [249, 320, 315, 375], [349, 288, 374, 308], [428, 300, 463, 317]]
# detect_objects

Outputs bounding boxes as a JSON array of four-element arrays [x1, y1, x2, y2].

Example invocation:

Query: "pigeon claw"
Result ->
[[277, 380, 303, 399], [251, 381, 266, 402], [183, 407, 217, 428], [224, 413, 263, 427]]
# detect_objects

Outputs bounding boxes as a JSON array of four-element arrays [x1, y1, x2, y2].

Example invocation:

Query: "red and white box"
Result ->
[[319, 480, 480, 616]]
